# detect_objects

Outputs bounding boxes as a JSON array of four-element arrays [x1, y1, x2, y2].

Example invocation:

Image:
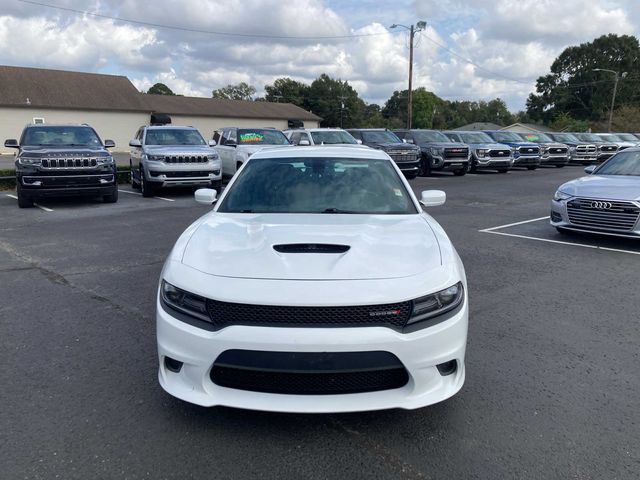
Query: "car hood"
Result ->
[[18, 146, 110, 157], [560, 175, 640, 201], [416, 141, 460, 148], [182, 213, 441, 280], [236, 144, 293, 155], [145, 145, 215, 155], [368, 142, 419, 150], [466, 143, 510, 150]]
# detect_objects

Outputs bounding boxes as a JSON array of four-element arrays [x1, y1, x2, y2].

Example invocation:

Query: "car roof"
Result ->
[[249, 145, 391, 160], [346, 128, 388, 131], [24, 123, 94, 128], [145, 125, 198, 130]]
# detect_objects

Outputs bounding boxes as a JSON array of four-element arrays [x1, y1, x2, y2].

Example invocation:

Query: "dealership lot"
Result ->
[[1, 166, 638, 479]]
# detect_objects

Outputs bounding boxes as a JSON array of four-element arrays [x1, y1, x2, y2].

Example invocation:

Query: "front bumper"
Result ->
[[145, 160, 222, 187], [395, 161, 421, 173], [430, 154, 469, 172], [569, 154, 597, 165], [540, 155, 569, 166], [474, 156, 513, 169], [19, 173, 116, 198], [550, 199, 640, 238], [157, 296, 468, 412], [513, 155, 540, 167]]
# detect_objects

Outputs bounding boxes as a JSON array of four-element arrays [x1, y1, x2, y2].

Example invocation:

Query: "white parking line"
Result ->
[[6, 194, 17, 199], [34, 203, 54, 212], [118, 189, 174, 202], [480, 216, 640, 256]]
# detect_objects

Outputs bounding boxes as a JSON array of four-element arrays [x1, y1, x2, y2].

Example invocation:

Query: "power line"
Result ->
[[16, 0, 392, 40]]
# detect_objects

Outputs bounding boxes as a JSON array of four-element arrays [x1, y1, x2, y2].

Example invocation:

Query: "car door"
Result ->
[[130, 127, 144, 180], [214, 129, 236, 176]]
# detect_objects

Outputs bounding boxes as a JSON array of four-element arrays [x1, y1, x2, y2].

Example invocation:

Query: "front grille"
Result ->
[[164, 155, 209, 163], [576, 145, 597, 154], [517, 146, 540, 155], [488, 149, 511, 158], [386, 150, 419, 163], [444, 147, 469, 159], [41, 158, 98, 169], [548, 147, 568, 155], [210, 350, 409, 395], [205, 299, 413, 330], [598, 145, 618, 153], [567, 198, 640, 231]]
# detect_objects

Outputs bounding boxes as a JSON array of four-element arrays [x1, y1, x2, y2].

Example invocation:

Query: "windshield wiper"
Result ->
[[322, 208, 358, 214]]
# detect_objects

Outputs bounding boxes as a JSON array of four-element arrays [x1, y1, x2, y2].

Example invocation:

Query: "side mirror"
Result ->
[[298, 139, 310, 146], [4, 139, 19, 148], [584, 165, 596, 174], [209, 139, 217, 147], [355, 139, 363, 145], [402, 138, 407, 143], [405, 138, 414, 144], [420, 190, 446, 207], [194, 188, 218, 205], [129, 139, 141, 147], [104, 139, 115, 148]]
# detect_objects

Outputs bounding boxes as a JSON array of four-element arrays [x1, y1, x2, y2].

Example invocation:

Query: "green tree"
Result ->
[[264, 78, 309, 106], [212, 82, 256, 101], [147, 83, 175, 95], [305, 74, 367, 128], [527, 34, 640, 124], [382, 88, 442, 128]]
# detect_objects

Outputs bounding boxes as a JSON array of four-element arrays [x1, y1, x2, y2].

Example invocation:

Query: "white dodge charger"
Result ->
[[156, 146, 468, 412]]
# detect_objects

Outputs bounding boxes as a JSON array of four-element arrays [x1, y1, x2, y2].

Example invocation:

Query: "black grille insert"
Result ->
[[210, 350, 409, 395], [205, 299, 412, 330], [273, 243, 350, 254]]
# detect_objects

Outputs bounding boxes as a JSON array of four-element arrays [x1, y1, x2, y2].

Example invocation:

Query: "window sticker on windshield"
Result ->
[[240, 133, 264, 142], [393, 188, 403, 197]]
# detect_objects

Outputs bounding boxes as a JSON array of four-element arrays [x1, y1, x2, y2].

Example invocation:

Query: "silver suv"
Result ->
[[129, 125, 222, 197], [284, 128, 363, 146]]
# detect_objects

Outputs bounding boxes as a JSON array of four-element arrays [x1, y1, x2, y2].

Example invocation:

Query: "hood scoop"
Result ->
[[273, 243, 350, 254]]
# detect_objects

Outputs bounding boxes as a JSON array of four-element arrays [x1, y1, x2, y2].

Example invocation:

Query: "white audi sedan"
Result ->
[[156, 146, 468, 412]]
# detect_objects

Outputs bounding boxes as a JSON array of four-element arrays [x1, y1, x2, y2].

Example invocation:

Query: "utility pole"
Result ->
[[390, 21, 427, 130], [593, 68, 627, 132]]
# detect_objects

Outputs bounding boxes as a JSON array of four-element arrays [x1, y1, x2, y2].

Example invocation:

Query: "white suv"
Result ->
[[284, 128, 363, 147], [156, 146, 468, 412]]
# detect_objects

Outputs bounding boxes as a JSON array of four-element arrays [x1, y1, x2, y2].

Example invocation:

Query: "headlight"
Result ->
[[160, 280, 209, 322], [430, 147, 443, 156], [553, 190, 572, 201], [569, 146, 577, 152], [207, 154, 218, 161], [476, 148, 488, 158], [407, 282, 464, 325], [96, 156, 114, 165], [146, 154, 165, 162], [18, 156, 42, 166]]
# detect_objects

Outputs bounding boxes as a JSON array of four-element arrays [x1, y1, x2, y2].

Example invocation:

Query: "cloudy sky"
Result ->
[[1, 0, 638, 111]]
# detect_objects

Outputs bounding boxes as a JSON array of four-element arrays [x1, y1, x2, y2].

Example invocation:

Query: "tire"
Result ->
[[418, 155, 431, 177], [16, 185, 34, 208], [555, 165, 565, 168], [453, 166, 467, 176], [103, 187, 118, 203], [404, 171, 417, 180], [211, 179, 223, 193], [497, 168, 509, 173], [527, 166, 538, 170], [556, 227, 572, 235], [469, 163, 477, 173], [140, 168, 156, 197]]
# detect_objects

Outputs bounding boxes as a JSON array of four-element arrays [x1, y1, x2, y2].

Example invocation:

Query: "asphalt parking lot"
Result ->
[[1, 165, 639, 479]]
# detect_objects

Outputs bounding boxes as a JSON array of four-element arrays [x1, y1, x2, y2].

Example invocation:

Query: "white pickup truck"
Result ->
[[213, 127, 292, 177]]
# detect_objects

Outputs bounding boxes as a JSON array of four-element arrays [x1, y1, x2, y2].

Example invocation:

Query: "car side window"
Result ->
[[220, 129, 230, 145], [290, 132, 301, 144], [350, 131, 362, 140], [228, 129, 237, 144], [301, 133, 311, 144], [213, 130, 222, 144]]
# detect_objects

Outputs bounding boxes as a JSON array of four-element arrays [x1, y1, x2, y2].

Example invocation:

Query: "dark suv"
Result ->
[[5, 124, 117, 208], [346, 129, 421, 179], [393, 129, 469, 176]]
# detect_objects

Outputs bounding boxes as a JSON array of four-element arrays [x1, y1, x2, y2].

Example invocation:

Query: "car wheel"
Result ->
[[418, 155, 431, 177], [140, 168, 156, 197], [527, 166, 538, 170], [16, 185, 34, 208], [497, 168, 509, 173], [103, 187, 118, 203], [453, 167, 467, 176], [404, 171, 417, 180]]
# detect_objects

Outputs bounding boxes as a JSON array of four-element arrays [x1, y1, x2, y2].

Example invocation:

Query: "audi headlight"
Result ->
[[18, 156, 42, 166], [408, 282, 464, 325], [553, 190, 572, 202], [161, 280, 209, 321]]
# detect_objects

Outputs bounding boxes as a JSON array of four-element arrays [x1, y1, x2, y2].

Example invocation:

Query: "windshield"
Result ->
[[218, 157, 417, 214], [489, 132, 524, 142], [310, 131, 357, 145], [238, 129, 290, 145], [573, 133, 601, 142], [21, 126, 102, 147], [616, 133, 639, 142], [550, 133, 578, 142], [411, 131, 450, 143], [459, 132, 494, 143], [145, 128, 206, 146], [521, 133, 553, 143], [361, 131, 402, 144], [595, 150, 640, 176]]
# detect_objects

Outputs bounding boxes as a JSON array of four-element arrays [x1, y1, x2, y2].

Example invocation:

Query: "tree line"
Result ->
[[147, 33, 640, 132]]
